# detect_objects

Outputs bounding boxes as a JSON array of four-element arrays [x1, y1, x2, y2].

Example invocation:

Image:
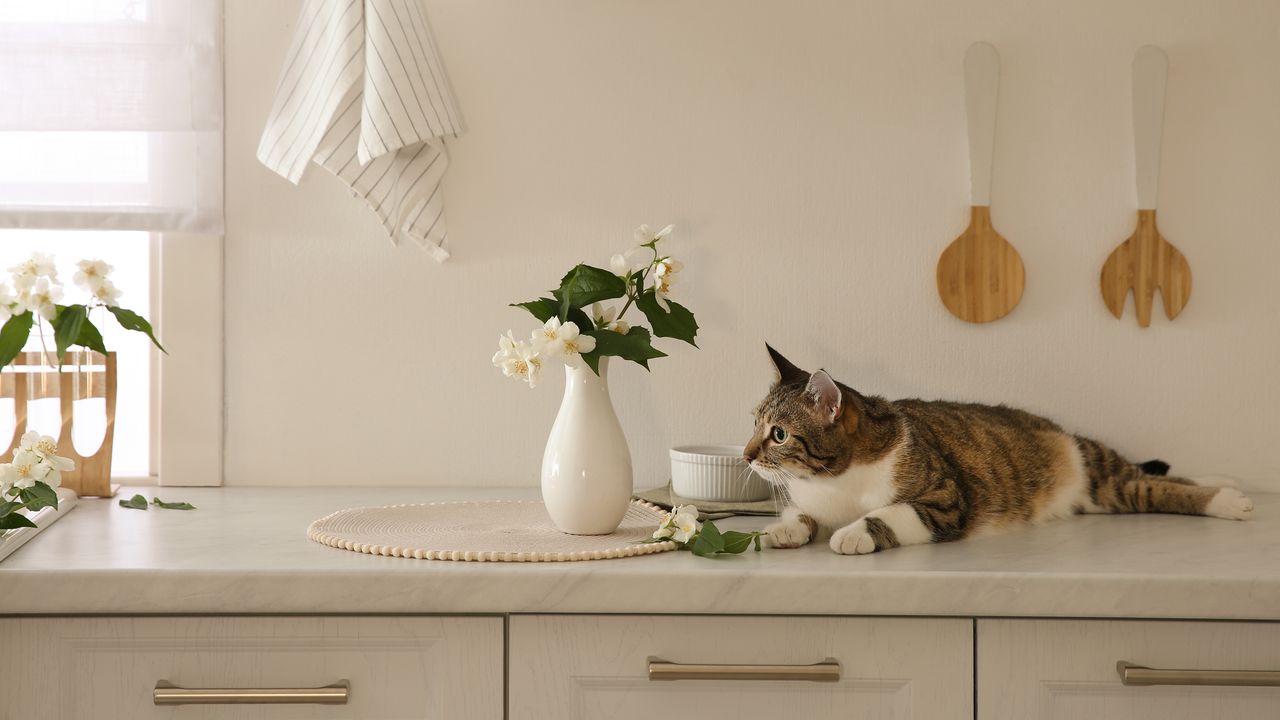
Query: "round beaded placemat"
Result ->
[[307, 499, 676, 562]]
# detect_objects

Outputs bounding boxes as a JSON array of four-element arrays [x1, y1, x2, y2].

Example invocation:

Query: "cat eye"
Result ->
[[771, 426, 788, 443]]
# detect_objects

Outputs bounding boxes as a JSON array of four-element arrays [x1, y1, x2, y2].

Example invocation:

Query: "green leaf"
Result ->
[[51, 304, 88, 363], [553, 264, 627, 319], [512, 299, 593, 336], [511, 298, 559, 323], [108, 306, 166, 353], [18, 482, 58, 512], [0, 311, 34, 367], [636, 290, 699, 346], [151, 497, 196, 510], [118, 494, 149, 510], [0, 499, 23, 517], [0, 512, 38, 530], [689, 519, 726, 557], [75, 317, 108, 355], [720, 531, 760, 554], [581, 327, 666, 373]]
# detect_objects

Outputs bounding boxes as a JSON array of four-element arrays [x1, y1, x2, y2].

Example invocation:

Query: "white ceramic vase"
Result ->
[[541, 357, 633, 535]]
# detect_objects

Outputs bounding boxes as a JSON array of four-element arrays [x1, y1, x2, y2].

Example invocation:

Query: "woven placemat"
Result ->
[[308, 499, 677, 562], [634, 483, 782, 519]]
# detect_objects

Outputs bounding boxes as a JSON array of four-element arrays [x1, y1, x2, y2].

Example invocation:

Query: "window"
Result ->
[[0, 231, 152, 478], [0, 0, 223, 485]]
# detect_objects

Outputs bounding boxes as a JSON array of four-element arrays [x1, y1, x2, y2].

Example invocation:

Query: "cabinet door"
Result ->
[[509, 615, 972, 720], [979, 619, 1280, 719], [0, 616, 502, 720]]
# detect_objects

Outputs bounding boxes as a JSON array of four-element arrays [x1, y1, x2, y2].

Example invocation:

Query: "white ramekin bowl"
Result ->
[[669, 445, 771, 502]]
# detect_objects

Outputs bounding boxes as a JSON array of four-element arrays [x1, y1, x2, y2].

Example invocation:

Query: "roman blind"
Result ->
[[0, 0, 224, 233]]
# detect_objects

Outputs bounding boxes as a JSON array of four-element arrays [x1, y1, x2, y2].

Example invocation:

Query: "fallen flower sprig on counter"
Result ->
[[0, 432, 74, 530], [646, 504, 763, 558]]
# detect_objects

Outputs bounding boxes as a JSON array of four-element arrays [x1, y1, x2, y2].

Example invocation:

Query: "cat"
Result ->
[[745, 345, 1254, 555]]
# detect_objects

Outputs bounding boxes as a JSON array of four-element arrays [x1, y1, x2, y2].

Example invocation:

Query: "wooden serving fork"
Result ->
[[1100, 45, 1192, 327]]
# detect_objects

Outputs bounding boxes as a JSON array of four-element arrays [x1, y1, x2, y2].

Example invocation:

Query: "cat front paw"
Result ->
[[1205, 487, 1254, 520], [764, 519, 813, 548], [830, 520, 877, 555]]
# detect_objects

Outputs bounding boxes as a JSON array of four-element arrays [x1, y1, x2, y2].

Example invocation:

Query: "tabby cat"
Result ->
[[745, 346, 1254, 555]]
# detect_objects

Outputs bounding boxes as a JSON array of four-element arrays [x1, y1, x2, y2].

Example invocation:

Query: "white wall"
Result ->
[[224, 0, 1280, 489]]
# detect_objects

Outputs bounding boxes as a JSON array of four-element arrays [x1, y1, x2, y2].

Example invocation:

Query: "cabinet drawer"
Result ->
[[978, 619, 1280, 720], [0, 616, 502, 720], [510, 615, 972, 720]]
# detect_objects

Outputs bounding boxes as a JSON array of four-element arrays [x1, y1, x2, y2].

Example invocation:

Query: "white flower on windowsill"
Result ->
[[74, 259, 114, 293], [20, 431, 74, 485], [1, 449, 51, 491], [20, 277, 63, 321], [9, 253, 58, 292], [0, 283, 16, 323], [91, 279, 122, 307]]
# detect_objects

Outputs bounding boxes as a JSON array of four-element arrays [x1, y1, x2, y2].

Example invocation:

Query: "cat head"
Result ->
[[743, 345, 875, 485]]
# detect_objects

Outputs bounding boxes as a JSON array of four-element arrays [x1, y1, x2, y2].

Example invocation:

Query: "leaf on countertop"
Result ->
[[151, 498, 196, 510], [118, 494, 149, 510], [720, 530, 758, 554], [689, 518, 726, 557]]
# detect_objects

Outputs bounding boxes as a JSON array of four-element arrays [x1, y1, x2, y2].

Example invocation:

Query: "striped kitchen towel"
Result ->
[[257, 0, 463, 262]]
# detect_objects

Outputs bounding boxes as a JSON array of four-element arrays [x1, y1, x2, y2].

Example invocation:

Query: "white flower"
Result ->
[[555, 321, 595, 368], [0, 282, 15, 323], [20, 430, 72, 468], [590, 303, 629, 334], [533, 317, 566, 356], [5, 449, 51, 490], [655, 504, 700, 544], [609, 247, 648, 278], [74, 259, 113, 292], [19, 277, 63, 321], [634, 223, 674, 247], [653, 257, 683, 311], [9, 253, 57, 287], [91, 279, 122, 307], [492, 331, 544, 388]]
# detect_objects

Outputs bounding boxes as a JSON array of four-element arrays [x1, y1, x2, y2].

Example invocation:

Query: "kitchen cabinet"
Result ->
[[0, 616, 502, 719], [509, 615, 973, 720], [978, 619, 1280, 719]]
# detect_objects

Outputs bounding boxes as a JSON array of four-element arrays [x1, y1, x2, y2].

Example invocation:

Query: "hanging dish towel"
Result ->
[[257, 0, 463, 262]]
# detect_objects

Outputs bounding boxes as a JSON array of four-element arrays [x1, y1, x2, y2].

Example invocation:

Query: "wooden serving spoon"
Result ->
[[937, 42, 1025, 324], [1100, 45, 1192, 327]]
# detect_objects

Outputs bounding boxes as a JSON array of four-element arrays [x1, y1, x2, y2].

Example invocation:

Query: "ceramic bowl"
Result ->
[[669, 445, 771, 502]]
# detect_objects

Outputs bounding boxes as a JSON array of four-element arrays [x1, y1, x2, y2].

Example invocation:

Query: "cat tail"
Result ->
[[1074, 437, 1253, 521]]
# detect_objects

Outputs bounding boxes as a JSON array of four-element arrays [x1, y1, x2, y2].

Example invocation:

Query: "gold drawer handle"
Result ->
[[1117, 661, 1280, 688], [649, 659, 840, 682], [153, 680, 350, 705]]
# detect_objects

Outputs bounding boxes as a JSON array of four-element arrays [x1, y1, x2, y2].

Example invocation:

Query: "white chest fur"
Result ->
[[788, 443, 902, 530]]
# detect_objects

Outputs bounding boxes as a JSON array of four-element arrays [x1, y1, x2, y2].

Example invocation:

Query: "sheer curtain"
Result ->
[[0, 0, 223, 233]]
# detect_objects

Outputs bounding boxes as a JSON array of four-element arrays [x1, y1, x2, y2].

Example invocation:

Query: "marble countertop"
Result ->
[[2, 487, 1278, 619]]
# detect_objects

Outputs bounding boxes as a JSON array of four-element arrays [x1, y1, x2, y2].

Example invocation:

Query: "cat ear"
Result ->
[[766, 344, 806, 384], [806, 370, 842, 424]]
